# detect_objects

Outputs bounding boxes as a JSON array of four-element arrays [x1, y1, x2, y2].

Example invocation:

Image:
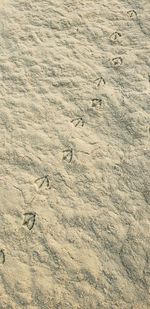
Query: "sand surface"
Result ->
[[0, 0, 150, 308]]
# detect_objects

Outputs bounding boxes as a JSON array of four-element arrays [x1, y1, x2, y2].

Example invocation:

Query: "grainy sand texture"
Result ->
[[0, 0, 150, 308]]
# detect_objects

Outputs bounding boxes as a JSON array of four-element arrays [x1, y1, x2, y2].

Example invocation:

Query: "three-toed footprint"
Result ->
[[63, 148, 73, 163], [110, 31, 122, 42], [23, 212, 36, 230], [111, 56, 123, 66]]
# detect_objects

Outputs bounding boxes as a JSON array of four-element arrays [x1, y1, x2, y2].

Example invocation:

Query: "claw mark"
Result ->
[[127, 10, 137, 19], [23, 212, 36, 230], [94, 77, 106, 87], [111, 56, 123, 66], [35, 175, 51, 189], [0, 250, 5, 264], [63, 148, 73, 163], [110, 31, 122, 42], [71, 117, 84, 127], [91, 98, 103, 109]]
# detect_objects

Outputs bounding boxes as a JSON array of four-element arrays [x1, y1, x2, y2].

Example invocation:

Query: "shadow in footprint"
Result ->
[[0, 250, 5, 264]]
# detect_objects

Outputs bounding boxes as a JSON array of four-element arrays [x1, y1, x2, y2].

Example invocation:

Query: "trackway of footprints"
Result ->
[[0, 9, 149, 306]]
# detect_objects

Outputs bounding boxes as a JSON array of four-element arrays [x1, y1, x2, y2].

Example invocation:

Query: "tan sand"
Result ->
[[0, 0, 150, 308]]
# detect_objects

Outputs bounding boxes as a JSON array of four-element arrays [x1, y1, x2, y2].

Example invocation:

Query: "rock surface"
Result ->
[[0, 0, 150, 308]]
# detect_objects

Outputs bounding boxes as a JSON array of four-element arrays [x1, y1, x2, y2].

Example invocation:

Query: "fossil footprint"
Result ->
[[23, 212, 36, 230], [110, 31, 122, 41], [91, 98, 103, 110], [71, 117, 84, 127], [94, 77, 106, 87], [63, 148, 73, 163], [35, 175, 51, 189], [127, 10, 137, 19], [111, 56, 123, 66]]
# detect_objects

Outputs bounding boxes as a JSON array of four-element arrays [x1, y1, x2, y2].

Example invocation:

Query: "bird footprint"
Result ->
[[111, 56, 123, 66], [35, 175, 51, 189], [110, 31, 122, 42], [23, 212, 36, 230], [63, 148, 73, 163], [71, 117, 84, 127], [94, 77, 106, 87], [91, 98, 103, 110], [127, 10, 137, 19]]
